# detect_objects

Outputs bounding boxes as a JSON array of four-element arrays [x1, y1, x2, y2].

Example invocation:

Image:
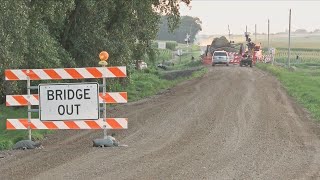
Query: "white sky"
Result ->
[[179, 0, 320, 35]]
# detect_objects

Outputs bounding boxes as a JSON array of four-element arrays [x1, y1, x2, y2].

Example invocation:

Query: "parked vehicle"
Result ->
[[140, 62, 147, 69], [157, 63, 167, 70], [132, 60, 148, 70], [212, 51, 229, 66]]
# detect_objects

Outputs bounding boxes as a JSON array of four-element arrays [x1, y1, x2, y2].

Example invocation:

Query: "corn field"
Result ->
[[274, 48, 320, 64]]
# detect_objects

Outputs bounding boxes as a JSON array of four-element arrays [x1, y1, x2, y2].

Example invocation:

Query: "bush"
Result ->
[[143, 69, 151, 73], [166, 41, 178, 51], [0, 140, 13, 150], [151, 42, 158, 49]]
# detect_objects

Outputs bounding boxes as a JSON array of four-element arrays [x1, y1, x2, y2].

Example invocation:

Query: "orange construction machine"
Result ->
[[239, 32, 263, 67]]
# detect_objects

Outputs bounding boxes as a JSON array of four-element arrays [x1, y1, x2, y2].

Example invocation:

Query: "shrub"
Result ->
[[166, 41, 178, 51], [143, 69, 151, 73], [0, 140, 13, 150]]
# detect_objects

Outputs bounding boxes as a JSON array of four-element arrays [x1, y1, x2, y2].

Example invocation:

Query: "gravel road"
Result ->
[[1, 66, 320, 180]]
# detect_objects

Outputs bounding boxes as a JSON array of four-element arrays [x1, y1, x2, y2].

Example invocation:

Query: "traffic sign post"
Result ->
[[27, 72, 31, 140], [269, 47, 276, 65], [5, 51, 128, 142], [99, 51, 109, 139]]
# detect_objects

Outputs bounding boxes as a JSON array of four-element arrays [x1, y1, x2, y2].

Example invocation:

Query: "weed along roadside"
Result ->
[[257, 63, 320, 121], [0, 49, 208, 150]]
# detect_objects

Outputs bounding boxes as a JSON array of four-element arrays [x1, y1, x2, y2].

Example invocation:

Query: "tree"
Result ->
[[0, 1, 29, 100], [59, 0, 191, 66], [313, 29, 320, 33], [0, 0, 191, 103], [157, 16, 202, 43]]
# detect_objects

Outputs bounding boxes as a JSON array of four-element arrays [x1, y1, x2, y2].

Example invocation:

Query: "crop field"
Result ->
[[258, 34, 320, 49], [274, 48, 320, 64], [155, 49, 173, 63], [199, 34, 320, 49]]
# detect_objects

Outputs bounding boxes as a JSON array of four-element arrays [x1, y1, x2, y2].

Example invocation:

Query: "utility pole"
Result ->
[[255, 24, 257, 43], [228, 24, 231, 41], [268, 19, 270, 52], [268, 19, 274, 65], [246, 25, 247, 34], [288, 9, 291, 68]]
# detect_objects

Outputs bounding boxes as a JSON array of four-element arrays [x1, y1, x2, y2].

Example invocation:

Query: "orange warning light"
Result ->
[[99, 51, 109, 61]]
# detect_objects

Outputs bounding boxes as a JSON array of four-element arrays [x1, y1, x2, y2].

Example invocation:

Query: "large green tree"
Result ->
[[157, 15, 202, 43], [0, 0, 75, 101], [0, 0, 191, 103]]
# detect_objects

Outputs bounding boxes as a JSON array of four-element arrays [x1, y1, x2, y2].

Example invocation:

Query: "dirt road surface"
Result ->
[[1, 66, 320, 179]]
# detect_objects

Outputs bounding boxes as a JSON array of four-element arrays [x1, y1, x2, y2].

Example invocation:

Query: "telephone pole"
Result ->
[[246, 25, 247, 34], [288, 9, 292, 68], [255, 24, 257, 43], [228, 24, 231, 41], [268, 19, 270, 51]]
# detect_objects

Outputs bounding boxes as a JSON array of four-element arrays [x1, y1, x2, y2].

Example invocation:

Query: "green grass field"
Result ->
[[258, 34, 320, 49], [202, 34, 320, 49], [257, 63, 320, 121]]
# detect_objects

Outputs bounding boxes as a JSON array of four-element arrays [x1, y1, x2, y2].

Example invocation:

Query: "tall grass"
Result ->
[[155, 49, 173, 63], [0, 106, 52, 150]]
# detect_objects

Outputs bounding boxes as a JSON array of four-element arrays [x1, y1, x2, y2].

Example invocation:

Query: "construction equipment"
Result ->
[[239, 32, 263, 67]]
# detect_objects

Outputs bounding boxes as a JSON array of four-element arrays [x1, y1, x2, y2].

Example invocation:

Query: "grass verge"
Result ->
[[0, 106, 53, 150], [257, 63, 320, 121]]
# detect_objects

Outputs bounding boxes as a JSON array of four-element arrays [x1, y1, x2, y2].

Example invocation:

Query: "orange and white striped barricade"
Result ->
[[5, 66, 126, 80], [227, 52, 241, 64], [6, 92, 128, 106], [5, 51, 128, 141], [7, 118, 128, 130]]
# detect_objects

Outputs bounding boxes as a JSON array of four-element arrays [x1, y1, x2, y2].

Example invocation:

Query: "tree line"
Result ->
[[157, 16, 202, 43], [0, 0, 191, 103]]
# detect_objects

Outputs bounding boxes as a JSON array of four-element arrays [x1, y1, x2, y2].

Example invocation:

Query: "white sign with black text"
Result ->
[[39, 83, 99, 121]]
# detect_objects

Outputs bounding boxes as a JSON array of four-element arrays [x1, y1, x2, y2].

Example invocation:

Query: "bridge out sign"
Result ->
[[39, 83, 99, 121]]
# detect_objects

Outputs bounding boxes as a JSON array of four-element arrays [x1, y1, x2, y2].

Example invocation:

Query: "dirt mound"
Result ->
[[210, 36, 238, 52]]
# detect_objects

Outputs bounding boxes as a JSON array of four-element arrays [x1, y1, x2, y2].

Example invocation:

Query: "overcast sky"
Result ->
[[179, 0, 320, 35]]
